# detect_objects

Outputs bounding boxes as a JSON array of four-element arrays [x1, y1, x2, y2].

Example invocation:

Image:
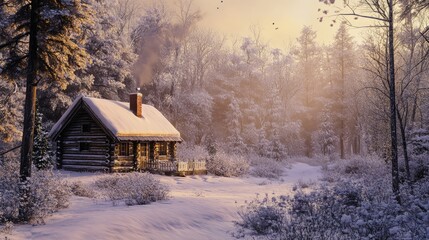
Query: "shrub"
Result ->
[[0, 158, 71, 224], [28, 170, 71, 224], [327, 155, 389, 180], [236, 157, 429, 240], [236, 193, 286, 236], [249, 156, 284, 179], [0, 221, 14, 235], [94, 172, 169, 206], [206, 151, 249, 177], [293, 179, 316, 190], [70, 181, 96, 198], [0, 159, 19, 223], [409, 156, 429, 182], [236, 183, 429, 240]]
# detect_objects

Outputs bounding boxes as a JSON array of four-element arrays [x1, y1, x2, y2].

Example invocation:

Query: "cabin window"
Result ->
[[79, 142, 90, 151], [158, 142, 168, 156], [82, 124, 91, 133], [119, 143, 130, 156]]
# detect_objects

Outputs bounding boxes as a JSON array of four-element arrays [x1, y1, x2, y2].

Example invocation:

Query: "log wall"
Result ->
[[59, 108, 111, 171]]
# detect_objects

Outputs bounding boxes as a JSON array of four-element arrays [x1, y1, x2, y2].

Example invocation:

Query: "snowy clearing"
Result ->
[[4, 163, 321, 240]]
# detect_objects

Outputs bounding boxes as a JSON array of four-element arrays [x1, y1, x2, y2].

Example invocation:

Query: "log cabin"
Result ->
[[48, 93, 183, 172]]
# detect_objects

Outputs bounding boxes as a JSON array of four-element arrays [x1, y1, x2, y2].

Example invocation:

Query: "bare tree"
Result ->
[[319, 0, 400, 199]]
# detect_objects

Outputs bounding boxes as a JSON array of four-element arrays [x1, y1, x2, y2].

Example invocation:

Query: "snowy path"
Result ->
[[6, 163, 321, 240]]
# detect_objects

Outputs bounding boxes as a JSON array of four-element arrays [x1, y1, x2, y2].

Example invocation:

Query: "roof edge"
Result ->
[[48, 96, 84, 140]]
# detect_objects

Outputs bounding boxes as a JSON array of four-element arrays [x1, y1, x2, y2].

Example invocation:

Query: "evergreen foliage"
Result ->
[[0, 0, 92, 84], [32, 110, 52, 170], [312, 107, 338, 156]]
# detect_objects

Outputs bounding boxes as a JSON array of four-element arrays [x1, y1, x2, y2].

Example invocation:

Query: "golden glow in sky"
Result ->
[[193, 0, 343, 49], [138, 0, 370, 49]]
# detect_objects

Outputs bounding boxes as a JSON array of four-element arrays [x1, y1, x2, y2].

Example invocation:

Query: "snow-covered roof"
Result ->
[[49, 96, 181, 142]]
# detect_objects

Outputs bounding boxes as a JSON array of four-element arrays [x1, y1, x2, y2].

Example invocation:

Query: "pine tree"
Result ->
[[313, 107, 338, 156], [32, 109, 52, 170], [266, 87, 287, 160], [294, 26, 321, 157], [270, 130, 287, 161], [331, 23, 355, 159], [0, 0, 92, 221], [226, 98, 246, 153]]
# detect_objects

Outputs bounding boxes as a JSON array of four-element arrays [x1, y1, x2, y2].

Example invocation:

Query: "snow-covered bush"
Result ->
[[236, 156, 429, 239], [327, 155, 389, 180], [0, 159, 20, 223], [206, 150, 249, 177], [94, 172, 169, 206], [409, 128, 429, 156], [0, 159, 71, 224], [0, 221, 14, 235], [177, 143, 209, 162], [70, 181, 96, 198], [249, 156, 284, 179], [410, 157, 429, 181], [293, 179, 317, 190], [236, 193, 286, 236], [236, 182, 429, 239], [28, 170, 71, 224]]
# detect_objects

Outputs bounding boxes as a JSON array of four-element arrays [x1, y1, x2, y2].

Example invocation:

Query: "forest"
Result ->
[[0, 0, 429, 239]]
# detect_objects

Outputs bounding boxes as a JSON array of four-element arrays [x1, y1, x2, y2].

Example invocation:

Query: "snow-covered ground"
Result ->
[[5, 163, 321, 240]]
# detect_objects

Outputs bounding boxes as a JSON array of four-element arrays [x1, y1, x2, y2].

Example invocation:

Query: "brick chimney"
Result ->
[[130, 93, 143, 117]]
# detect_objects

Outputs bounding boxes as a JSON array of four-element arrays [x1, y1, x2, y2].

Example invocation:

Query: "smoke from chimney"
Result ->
[[132, 3, 197, 87]]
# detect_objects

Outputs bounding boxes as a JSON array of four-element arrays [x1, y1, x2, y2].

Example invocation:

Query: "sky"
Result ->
[[194, 0, 340, 49], [136, 0, 371, 50]]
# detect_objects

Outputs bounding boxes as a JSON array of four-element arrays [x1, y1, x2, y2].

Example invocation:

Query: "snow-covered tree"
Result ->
[[330, 23, 356, 159], [313, 107, 338, 156], [318, 0, 404, 202], [0, 0, 92, 221], [32, 109, 52, 170], [38, 0, 137, 121], [81, 0, 137, 101], [226, 98, 246, 154], [173, 90, 213, 144], [294, 26, 322, 157]]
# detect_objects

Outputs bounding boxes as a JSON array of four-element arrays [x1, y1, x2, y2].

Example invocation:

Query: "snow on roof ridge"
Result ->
[[82, 95, 156, 109]]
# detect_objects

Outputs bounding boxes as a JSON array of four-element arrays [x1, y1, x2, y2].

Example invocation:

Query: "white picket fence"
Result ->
[[177, 160, 206, 172], [141, 159, 207, 173]]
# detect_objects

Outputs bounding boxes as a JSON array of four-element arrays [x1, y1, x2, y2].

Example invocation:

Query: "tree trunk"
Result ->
[[388, 0, 400, 201], [19, 0, 39, 221], [340, 48, 345, 159], [397, 109, 411, 181]]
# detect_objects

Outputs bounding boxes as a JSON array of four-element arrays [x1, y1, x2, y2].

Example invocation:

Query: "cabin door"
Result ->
[[137, 142, 149, 170]]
